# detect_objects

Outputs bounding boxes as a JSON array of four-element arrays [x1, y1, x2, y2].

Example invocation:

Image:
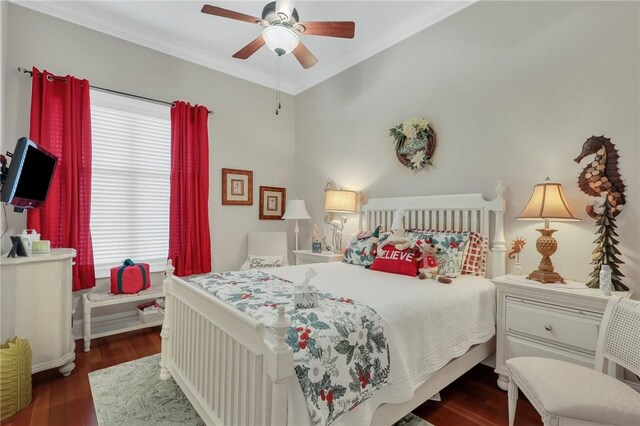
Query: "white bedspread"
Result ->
[[267, 262, 496, 426]]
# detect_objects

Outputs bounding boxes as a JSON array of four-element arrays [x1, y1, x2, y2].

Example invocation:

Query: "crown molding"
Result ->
[[11, 0, 475, 96]]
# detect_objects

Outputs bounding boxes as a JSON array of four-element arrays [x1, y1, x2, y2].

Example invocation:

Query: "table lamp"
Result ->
[[282, 200, 311, 251], [517, 178, 580, 283], [324, 189, 357, 252]]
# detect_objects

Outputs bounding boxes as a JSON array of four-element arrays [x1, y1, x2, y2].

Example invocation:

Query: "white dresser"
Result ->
[[0, 248, 76, 376], [292, 250, 343, 265], [492, 274, 626, 390]]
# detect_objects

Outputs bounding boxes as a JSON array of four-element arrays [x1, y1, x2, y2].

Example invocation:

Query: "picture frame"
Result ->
[[222, 168, 253, 205], [259, 186, 286, 220]]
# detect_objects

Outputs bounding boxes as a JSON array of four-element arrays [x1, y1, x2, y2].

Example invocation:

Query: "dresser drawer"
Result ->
[[506, 335, 594, 368], [505, 297, 601, 353]]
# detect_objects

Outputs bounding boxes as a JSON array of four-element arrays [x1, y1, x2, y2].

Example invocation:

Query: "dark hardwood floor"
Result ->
[[2, 328, 540, 426]]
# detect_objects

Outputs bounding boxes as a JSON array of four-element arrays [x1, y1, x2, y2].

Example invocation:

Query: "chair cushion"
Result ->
[[507, 357, 640, 425]]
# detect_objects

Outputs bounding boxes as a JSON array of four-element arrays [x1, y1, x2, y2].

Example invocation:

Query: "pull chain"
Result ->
[[275, 56, 282, 116]]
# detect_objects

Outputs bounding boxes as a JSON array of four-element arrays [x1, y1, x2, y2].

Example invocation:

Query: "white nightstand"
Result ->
[[292, 250, 343, 265], [492, 274, 627, 391]]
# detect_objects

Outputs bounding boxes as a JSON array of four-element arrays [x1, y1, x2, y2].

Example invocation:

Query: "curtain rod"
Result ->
[[17, 67, 213, 115]]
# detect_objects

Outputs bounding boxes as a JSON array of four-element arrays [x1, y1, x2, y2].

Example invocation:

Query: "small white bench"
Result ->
[[82, 287, 164, 352]]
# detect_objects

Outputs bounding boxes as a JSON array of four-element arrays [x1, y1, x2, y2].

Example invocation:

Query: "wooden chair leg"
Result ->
[[508, 378, 518, 426]]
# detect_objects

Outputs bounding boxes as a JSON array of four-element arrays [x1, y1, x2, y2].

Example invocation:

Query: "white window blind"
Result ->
[[90, 90, 171, 278]]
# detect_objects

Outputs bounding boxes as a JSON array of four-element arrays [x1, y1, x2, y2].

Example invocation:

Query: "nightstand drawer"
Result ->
[[506, 335, 594, 368], [506, 298, 600, 353]]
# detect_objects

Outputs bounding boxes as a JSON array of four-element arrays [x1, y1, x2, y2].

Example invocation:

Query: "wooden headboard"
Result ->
[[361, 181, 507, 278]]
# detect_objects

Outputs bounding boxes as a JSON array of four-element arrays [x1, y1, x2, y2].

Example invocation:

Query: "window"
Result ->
[[90, 90, 171, 278]]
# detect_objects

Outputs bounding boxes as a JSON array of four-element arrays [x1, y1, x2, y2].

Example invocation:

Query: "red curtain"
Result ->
[[27, 67, 95, 290], [169, 101, 211, 276]]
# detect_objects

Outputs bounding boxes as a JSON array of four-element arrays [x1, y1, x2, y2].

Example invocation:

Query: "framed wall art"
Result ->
[[222, 168, 253, 205], [259, 186, 286, 220]]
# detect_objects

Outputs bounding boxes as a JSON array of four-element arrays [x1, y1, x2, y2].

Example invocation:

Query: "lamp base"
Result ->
[[527, 269, 565, 284], [528, 228, 565, 284]]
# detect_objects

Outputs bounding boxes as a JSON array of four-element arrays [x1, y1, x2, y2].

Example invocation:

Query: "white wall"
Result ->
[[294, 1, 640, 293], [3, 3, 297, 277], [0, 1, 6, 146]]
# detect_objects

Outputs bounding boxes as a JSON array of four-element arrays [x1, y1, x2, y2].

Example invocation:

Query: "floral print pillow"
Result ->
[[408, 230, 470, 277], [342, 231, 390, 267]]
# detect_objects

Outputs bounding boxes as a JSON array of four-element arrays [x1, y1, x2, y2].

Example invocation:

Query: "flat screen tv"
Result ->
[[1, 137, 58, 209]]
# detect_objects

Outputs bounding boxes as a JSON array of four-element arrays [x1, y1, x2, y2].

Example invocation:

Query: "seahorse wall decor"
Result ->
[[574, 135, 626, 219]]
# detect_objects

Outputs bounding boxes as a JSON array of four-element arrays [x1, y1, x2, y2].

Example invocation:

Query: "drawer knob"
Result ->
[[544, 324, 553, 331]]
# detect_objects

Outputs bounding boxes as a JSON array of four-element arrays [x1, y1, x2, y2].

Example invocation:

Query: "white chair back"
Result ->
[[240, 232, 289, 270], [595, 296, 640, 377]]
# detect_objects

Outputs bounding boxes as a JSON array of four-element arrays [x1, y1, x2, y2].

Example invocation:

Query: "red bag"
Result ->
[[110, 259, 150, 294], [370, 245, 418, 277]]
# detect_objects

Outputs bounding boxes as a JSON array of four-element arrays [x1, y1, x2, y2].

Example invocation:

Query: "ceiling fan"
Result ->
[[201, 1, 355, 69]]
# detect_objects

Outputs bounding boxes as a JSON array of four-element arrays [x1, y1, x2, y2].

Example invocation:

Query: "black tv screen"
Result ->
[[1, 137, 58, 209]]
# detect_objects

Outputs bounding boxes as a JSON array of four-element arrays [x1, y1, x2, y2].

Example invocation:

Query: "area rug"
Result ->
[[89, 354, 434, 426]]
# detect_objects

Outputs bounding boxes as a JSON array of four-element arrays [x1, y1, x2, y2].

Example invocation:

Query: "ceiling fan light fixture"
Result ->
[[262, 25, 299, 56]]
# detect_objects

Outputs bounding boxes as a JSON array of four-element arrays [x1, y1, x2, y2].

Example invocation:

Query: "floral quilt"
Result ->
[[189, 271, 390, 425]]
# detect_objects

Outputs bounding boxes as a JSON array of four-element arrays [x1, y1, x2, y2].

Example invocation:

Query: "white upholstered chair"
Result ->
[[506, 296, 640, 426], [239, 232, 289, 270]]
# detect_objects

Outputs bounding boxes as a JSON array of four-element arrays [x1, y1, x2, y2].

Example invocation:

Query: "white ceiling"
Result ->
[[12, 1, 474, 94]]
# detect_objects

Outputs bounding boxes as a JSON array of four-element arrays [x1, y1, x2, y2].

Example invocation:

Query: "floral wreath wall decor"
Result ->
[[389, 117, 437, 170]]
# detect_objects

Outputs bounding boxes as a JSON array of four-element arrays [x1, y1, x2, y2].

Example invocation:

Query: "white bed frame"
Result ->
[[159, 182, 507, 426]]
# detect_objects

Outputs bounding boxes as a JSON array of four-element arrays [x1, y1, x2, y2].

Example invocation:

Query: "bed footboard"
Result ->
[[159, 261, 294, 426]]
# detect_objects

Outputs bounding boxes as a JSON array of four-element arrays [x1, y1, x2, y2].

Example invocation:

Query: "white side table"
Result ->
[[0, 248, 76, 376], [292, 250, 343, 265], [83, 286, 164, 352], [492, 274, 627, 390]]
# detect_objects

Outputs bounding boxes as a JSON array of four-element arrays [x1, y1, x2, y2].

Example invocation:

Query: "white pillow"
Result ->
[[248, 254, 284, 269]]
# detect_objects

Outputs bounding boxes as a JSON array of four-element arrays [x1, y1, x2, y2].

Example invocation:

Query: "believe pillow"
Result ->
[[248, 254, 284, 269], [370, 245, 418, 277]]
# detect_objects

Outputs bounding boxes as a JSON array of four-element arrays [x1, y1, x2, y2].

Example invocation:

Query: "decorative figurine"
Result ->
[[508, 237, 526, 276], [599, 265, 612, 296], [321, 230, 328, 252], [312, 224, 321, 253]]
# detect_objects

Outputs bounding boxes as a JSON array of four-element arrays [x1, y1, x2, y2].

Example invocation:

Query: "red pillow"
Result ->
[[370, 245, 418, 277]]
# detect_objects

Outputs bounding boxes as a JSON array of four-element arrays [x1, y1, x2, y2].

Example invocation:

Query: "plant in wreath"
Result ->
[[389, 117, 437, 170]]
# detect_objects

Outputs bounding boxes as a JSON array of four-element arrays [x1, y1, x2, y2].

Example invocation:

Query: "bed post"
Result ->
[[159, 259, 175, 381], [491, 181, 507, 277], [270, 305, 293, 426]]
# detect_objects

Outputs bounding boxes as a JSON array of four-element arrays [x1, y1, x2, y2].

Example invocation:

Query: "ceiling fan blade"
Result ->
[[298, 21, 355, 39], [292, 43, 318, 69], [232, 36, 266, 59], [201, 4, 261, 24], [275, 0, 296, 19]]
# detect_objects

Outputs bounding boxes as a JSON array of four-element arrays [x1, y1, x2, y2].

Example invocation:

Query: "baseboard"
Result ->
[[481, 353, 496, 369], [72, 310, 139, 340]]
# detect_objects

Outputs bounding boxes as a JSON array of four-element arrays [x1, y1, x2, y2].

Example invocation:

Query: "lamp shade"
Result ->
[[262, 26, 299, 56], [282, 199, 310, 220], [325, 190, 357, 213], [517, 179, 580, 221]]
